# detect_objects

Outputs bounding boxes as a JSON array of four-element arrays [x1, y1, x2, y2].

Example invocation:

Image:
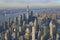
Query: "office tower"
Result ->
[[7, 17, 10, 28], [18, 15, 21, 25], [11, 24, 14, 33], [22, 14, 24, 20], [29, 21, 33, 26], [14, 17, 18, 25], [34, 19, 37, 32], [52, 24, 57, 40], [11, 32, 16, 40], [22, 13, 26, 21], [41, 35, 44, 40], [38, 16, 42, 24], [48, 37, 53, 40], [17, 26, 23, 40], [20, 15, 23, 26], [29, 11, 33, 21], [11, 24, 17, 40], [17, 26, 21, 39], [35, 12, 39, 17], [56, 33, 59, 40], [18, 26, 21, 32], [18, 36, 23, 40], [11, 23, 17, 40], [38, 30, 41, 40], [26, 6, 29, 20], [34, 19, 37, 27], [29, 11, 33, 18], [14, 17, 17, 25], [49, 20, 53, 38], [24, 27, 30, 40], [37, 16, 42, 30], [23, 21, 25, 26], [16, 17, 18, 25], [0, 33, 1, 38], [3, 22, 5, 30], [21, 15, 23, 20], [4, 33, 8, 40], [23, 13, 26, 21], [0, 33, 2, 40], [30, 11, 33, 17], [43, 26, 47, 36], [32, 26, 35, 40], [32, 19, 37, 40], [3, 21, 8, 30]]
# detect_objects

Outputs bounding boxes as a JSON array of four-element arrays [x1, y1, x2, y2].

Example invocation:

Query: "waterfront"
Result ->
[[0, 7, 60, 24], [0, 7, 60, 40]]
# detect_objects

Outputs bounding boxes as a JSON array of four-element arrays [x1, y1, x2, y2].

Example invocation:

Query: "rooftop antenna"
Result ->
[[27, 4, 29, 13]]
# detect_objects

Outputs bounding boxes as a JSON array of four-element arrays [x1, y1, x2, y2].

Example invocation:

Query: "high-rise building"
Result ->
[[3, 21, 8, 30], [23, 21, 25, 26], [0, 33, 2, 40], [32, 19, 37, 40], [49, 20, 53, 38], [11, 32, 16, 40], [18, 26, 21, 32], [23, 13, 26, 21], [34, 19, 37, 27], [11, 23, 17, 40], [4, 33, 8, 40], [24, 27, 30, 40], [20, 15, 23, 26], [32, 25, 35, 40], [29, 11, 33, 18], [26, 6, 29, 20], [41, 35, 44, 40], [35, 12, 39, 17], [43, 26, 47, 36], [30, 11, 33, 17], [29, 11, 33, 21], [22, 14, 24, 20], [37, 16, 42, 30], [14, 17, 17, 25], [18, 15, 21, 25], [56, 33, 59, 40], [18, 36, 23, 40], [38, 30, 41, 40], [7, 17, 10, 28]]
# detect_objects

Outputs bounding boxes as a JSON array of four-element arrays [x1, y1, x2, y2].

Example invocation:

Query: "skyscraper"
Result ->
[[49, 20, 53, 38], [32, 19, 37, 40], [24, 27, 30, 40], [18, 15, 21, 25], [4, 33, 8, 40], [7, 17, 10, 28], [56, 33, 59, 40], [26, 6, 29, 20], [32, 25, 35, 40]]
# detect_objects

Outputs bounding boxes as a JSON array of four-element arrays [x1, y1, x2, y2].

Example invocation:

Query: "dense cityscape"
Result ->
[[0, 6, 60, 40]]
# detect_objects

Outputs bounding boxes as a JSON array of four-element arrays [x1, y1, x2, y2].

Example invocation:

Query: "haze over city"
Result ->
[[0, 0, 60, 8]]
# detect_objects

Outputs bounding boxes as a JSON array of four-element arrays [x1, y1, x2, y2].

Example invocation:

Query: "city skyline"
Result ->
[[0, 0, 60, 8]]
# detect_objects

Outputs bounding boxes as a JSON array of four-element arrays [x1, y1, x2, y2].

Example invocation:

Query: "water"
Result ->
[[0, 12, 26, 24], [0, 7, 60, 24]]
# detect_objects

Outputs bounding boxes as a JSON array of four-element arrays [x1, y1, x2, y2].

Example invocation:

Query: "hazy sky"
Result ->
[[0, 0, 60, 8]]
